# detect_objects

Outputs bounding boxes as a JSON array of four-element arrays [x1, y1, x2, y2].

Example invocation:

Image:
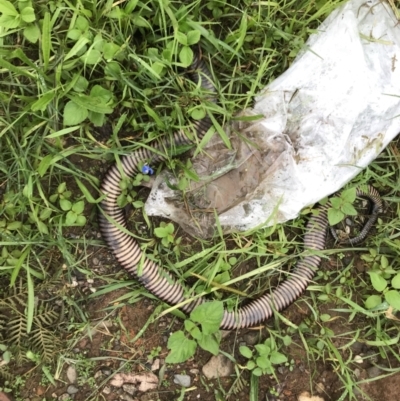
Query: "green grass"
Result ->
[[0, 0, 400, 400]]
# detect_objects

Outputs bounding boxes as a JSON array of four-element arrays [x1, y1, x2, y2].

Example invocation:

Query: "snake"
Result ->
[[99, 55, 383, 329]]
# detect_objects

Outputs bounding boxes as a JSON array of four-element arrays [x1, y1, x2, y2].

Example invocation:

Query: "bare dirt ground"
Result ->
[[14, 252, 400, 401]]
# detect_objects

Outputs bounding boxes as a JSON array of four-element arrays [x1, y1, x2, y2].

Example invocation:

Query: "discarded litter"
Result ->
[[145, 0, 400, 238]]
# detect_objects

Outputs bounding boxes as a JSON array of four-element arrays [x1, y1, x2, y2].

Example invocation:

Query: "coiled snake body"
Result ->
[[99, 56, 383, 329]]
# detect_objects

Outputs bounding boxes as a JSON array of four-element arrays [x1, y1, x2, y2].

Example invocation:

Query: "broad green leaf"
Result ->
[[151, 61, 164, 76], [165, 222, 174, 235], [252, 367, 263, 376], [23, 24, 40, 43], [7, 221, 22, 230], [90, 85, 113, 102], [67, 29, 81, 41], [73, 75, 89, 92], [63, 100, 88, 126], [385, 290, 400, 310], [341, 187, 357, 203], [75, 15, 89, 31], [72, 201, 85, 214], [20, 6, 35, 23], [88, 111, 105, 127], [0, 0, 18, 16], [239, 345, 253, 359], [270, 351, 288, 365], [369, 271, 387, 292], [191, 107, 206, 120], [0, 14, 20, 28], [37, 220, 49, 235], [67, 94, 113, 114], [320, 314, 331, 322], [246, 360, 256, 370], [184, 320, 201, 341], [256, 356, 271, 369], [190, 301, 223, 335], [179, 46, 193, 67], [255, 344, 270, 355], [81, 48, 102, 65], [197, 333, 220, 355], [328, 208, 344, 226], [75, 215, 87, 226], [187, 30, 201, 45], [154, 227, 168, 238], [341, 202, 358, 216], [65, 211, 77, 225], [166, 331, 197, 363], [60, 199, 72, 211], [330, 197, 342, 209], [2, 351, 10, 363], [39, 208, 52, 221], [364, 295, 382, 309], [108, 6, 124, 19], [392, 274, 400, 289], [175, 31, 187, 45], [282, 335, 292, 346], [103, 42, 120, 60]]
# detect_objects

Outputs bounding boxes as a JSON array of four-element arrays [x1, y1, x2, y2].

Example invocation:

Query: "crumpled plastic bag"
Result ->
[[145, 0, 400, 238]]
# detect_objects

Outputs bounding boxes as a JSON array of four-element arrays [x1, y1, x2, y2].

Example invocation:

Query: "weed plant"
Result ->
[[0, 0, 399, 400]]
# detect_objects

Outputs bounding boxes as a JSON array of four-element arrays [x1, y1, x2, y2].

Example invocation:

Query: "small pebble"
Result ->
[[101, 368, 112, 376], [123, 384, 137, 395], [67, 385, 79, 395], [151, 359, 160, 371], [66, 365, 77, 384], [102, 386, 111, 395], [58, 394, 71, 401], [202, 354, 233, 379], [173, 374, 191, 387], [243, 332, 261, 346], [349, 341, 364, 354], [367, 366, 383, 379], [190, 368, 199, 375], [277, 366, 287, 374], [94, 370, 103, 379], [354, 355, 363, 364], [92, 258, 99, 265]]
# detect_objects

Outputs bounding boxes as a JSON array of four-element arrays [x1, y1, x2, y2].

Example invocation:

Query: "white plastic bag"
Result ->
[[145, 0, 400, 238]]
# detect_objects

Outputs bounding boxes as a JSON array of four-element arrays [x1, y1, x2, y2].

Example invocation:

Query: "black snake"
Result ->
[[99, 55, 383, 329]]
